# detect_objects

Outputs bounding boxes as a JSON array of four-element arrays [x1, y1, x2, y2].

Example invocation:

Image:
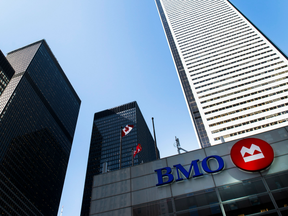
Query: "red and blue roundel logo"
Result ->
[[230, 138, 274, 172]]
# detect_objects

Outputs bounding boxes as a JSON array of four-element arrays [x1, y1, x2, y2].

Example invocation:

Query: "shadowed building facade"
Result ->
[[0, 50, 15, 96], [0, 40, 81, 215], [81, 101, 159, 216]]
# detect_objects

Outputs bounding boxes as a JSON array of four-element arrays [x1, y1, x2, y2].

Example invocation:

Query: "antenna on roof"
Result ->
[[174, 136, 188, 154]]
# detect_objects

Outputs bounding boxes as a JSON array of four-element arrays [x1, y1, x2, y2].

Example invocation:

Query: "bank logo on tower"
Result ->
[[231, 138, 274, 172], [241, 144, 264, 163]]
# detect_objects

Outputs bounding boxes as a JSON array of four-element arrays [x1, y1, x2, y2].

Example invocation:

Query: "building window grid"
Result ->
[[184, 26, 251, 58], [210, 100, 288, 128], [214, 118, 288, 141], [185, 40, 263, 67], [182, 26, 253, 55], [200, 67, 287, 105], [180, 22, 248, 52], [202, 47, 269, 75], [205, 83, 288, 118], [178, 12, 238, 45], [193, 51, 277, 83], [186, 30, 260, 67], [0, 42, 80, 215], [167, 0, 225, 18], [185, 38, 262, 65], [156, 0, 210, 147], [196, 52, 281, 93], [185, 35, 260, 63], [198, 59, 283, 101], [198, 63, 286, 99], [168, 1, 227, 30], [177, 18, 245, 43], [171, 5, 233, 35], [181, 21, 249, 53], [132, 172, 288, 215], [168, 3, 230, 32], [175, 15, 241, 45], [207, 88, 288, 122], [159, 0, 288, 146], [190, 46, 271, 75], [174, 9, 235, 34]]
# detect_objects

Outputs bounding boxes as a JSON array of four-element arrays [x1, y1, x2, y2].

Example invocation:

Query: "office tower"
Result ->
[[155, 0, 288, 147], [0, 50, 15, 96], [81, 101, 159, 216], [91, 126, 288, 216], [0, 40, 81, 215]]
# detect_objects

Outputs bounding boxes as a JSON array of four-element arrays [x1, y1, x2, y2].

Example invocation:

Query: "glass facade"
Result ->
[[0, 50, 14, 96], [0, 40, 81, 215], [133, 173, 288, 216], [81, 101, 158, 216], [90, 126, 288, 216]]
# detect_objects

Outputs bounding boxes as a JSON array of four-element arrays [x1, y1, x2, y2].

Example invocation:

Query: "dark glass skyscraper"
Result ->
[[0, 50, 15, 96], [81, 101, 159, 216], [0, 40, 81, 215]]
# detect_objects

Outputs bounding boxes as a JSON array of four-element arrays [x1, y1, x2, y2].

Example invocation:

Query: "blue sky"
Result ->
[[0, 0, 287, 215]]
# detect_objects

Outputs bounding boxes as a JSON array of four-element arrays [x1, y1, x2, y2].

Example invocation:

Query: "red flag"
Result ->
[[133, 144, 142, 158], [122, 125, 134, 137]]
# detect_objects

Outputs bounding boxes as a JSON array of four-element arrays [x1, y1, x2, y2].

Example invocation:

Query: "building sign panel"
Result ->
[[230, 138, 274, 172], [155, 155, 224, 186], [155, 138, 275, 187]]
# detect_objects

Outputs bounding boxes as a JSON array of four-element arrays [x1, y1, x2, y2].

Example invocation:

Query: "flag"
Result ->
[[122, 125, 134, 137], [133, 144, 142, 158]]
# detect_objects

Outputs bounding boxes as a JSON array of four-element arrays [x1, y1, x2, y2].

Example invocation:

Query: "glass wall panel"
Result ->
[[223, 194, 274, 216], [218, 178, 266, 201], [262, 212, 281, 216], [281, 208, 288, 215], [174, 189, 218, 212], [272, 188, 288, 209], [265, 171, 288, 190], [176, 205, 222, 216], [133, 198, 173, 216]]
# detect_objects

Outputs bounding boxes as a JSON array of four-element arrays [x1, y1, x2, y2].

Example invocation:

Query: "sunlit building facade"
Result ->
[[155, 0, 288, 147], [81, 101, 159, 216], [0, 40, 81, 215]]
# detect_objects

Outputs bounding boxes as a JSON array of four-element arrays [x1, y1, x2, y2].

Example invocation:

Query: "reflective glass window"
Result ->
[[218, 178, 266, 201], [265, 172, 288, 190], [176, 205, 222, 216], [174, 189, 218, 212], [272, 188, 288, 209], [133, 198, 173, 216], [281, 208, 288, 215], [261, 212, 281, 216], [223, 194, 274, 215]]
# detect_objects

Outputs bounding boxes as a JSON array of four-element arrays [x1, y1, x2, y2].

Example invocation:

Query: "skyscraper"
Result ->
[[0, 50, 15, 96], [0, 40, 81, 215], [81, 101, 159, 216], [155, 0, 288, 147]]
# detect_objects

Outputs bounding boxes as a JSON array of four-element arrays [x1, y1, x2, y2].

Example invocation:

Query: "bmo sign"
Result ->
[[155, 138, 274, 187], [231, 138, 274, 172], [154, 155, 224, 187]]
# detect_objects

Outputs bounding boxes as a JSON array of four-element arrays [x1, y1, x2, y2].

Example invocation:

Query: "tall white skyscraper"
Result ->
[[155, 0, 288, 147]]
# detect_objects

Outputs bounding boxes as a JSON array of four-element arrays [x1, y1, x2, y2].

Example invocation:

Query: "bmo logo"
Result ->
[[231, 138, 274, 172]]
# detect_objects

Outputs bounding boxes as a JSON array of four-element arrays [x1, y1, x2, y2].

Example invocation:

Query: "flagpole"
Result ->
[[119, 126, 123, 169], [152, 117, 159, 159], [131, 148, 134, 166]]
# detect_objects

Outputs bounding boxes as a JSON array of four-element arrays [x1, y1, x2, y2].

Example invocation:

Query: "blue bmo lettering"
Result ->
[[154, 155, 224, 186]]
